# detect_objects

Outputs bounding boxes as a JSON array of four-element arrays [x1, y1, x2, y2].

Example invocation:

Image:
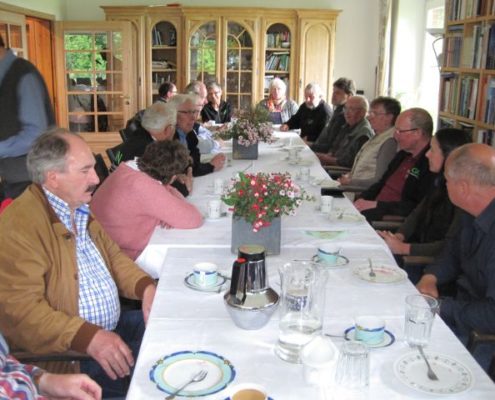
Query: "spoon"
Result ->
[[165, 369, 208, 399], [417, 345, 439, 381], [368, 258, 376, 278]]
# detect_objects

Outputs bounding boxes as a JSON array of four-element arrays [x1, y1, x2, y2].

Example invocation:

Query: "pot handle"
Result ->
[[229, 257, 246, 295]]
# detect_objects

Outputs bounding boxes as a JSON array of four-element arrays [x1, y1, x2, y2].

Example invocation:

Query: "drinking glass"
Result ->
[[404, 294, 438, 347], [334, 341, 370, 389], [276, 261, 327, 363]]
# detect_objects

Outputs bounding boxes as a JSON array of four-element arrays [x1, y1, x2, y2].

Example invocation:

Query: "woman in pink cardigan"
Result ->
[[91, 140, 203, 261]]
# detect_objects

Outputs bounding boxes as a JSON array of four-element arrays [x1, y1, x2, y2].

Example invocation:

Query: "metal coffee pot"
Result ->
[[224, 244, 279, 330]]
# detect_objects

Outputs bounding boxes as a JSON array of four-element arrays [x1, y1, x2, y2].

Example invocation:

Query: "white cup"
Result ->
[[315, 243, 341, 265], [214, 178, 225, 194], [228, 383, 268, 400], [207, 199, 222, 219], [193, 262, 218, 287], [320, 195, 333, 213], [354, 316, 385, 345]]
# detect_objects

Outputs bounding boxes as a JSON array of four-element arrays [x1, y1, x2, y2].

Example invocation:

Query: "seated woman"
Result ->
[[257, 77, 298, 124], [377, 128, 472, 284], [91, 140, 203, 264], [201, 82, 232, 123]]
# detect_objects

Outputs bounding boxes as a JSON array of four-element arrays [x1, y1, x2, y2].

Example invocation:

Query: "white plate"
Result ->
[[328, 211, 364, 223], [184, 273, 227, 292], [312, 254, 350, 268], [394, 352, 473, 395], [304, 230, 346, 240], [344, 327, 395, 348], [150, 350, 235, 396], [353, 265, 407, 284]]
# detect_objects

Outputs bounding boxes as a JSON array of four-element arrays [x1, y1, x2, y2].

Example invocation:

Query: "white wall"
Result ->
[[1, 0, 381, 99]]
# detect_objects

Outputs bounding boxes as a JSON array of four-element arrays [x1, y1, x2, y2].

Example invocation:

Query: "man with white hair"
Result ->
[[280, 82, 332, 143]]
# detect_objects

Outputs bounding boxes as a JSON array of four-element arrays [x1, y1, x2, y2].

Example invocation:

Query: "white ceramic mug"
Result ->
[[354, 316, 385, 345], [320, 195, 333, 213], [316, 243, 341, 265], [207, 199, 222, 219], [229, 383, 268, 400], [193, 262, 218, 287]]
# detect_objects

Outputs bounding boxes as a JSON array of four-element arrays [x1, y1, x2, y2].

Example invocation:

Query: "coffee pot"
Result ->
[[224, 244, 279, 330]]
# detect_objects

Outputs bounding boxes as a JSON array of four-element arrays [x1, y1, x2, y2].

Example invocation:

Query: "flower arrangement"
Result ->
[[222, 172, 314, 232], [217, 107, 274, 146]]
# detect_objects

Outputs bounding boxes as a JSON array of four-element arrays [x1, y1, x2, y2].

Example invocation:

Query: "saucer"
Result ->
[[344, 327, 395, 348], [328, 210, 364, 223], [150, 350, 235, 396], [312, 254, 349, 268], [184, 273, 227, 292], [352, 265, 407, 284]]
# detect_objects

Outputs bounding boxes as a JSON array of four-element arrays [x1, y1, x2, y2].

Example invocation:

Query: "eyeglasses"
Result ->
[[178, 110, 200, 115], [395, 127, 418, 134], [368, 110, 388, 117]]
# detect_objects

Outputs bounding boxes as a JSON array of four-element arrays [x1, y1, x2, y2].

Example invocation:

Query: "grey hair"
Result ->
[[408, 107, 433, 138], [169, 93, 197, 109], [446, 144, 495, 186], [304, 82, 322, 98], [141, 101, 177, 132], [206, 82, 222, 92], [27, 128, 76, 184], [349, 95, 369, 112], [269, 77, 287, 94], [184, 80, 205, 95]]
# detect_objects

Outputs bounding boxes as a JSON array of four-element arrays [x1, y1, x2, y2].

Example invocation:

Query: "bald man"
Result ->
[[417, 143, 495, 368]]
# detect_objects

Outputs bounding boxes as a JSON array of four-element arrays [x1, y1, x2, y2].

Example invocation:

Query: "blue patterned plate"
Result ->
[[150, 350, 235, 396]]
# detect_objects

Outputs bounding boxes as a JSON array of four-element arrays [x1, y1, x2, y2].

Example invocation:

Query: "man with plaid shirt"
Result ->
[[0, 129, 157, 398]]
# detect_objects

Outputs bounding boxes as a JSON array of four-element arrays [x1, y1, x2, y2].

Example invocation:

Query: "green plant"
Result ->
[[222, 172, 314, 232]]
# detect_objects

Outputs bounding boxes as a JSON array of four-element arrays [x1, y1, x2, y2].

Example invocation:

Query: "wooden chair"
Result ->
[[93, 153, 109, 186], [106, 142, 131, 170], [119, 128, 131, 142]]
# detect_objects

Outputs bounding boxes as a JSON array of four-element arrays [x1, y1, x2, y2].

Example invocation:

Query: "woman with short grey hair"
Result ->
[[256, 77, 298, 124]]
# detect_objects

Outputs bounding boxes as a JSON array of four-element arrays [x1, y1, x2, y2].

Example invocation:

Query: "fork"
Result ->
[[417, 345, 439, 381], [368, 258, 376, 278], [165, 369, 208, 399]]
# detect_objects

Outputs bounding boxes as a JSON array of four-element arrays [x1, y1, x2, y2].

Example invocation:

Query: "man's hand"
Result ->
[[280, 124, 289, 132], [354, 199, 377, 212], [39, 372, 102, 400], [416, 274, 439, 299], [210, 153, 226, 171], [338, 173, 352, 185], [86, 330, 134, 380], [377, 230, 410, 255], [315, 152, 335, 165], [142, 283, 156, 325], [176, 167, 193, 193]]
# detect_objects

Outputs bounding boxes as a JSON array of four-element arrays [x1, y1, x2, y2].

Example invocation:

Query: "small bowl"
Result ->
[[281, 42, 290, 48]]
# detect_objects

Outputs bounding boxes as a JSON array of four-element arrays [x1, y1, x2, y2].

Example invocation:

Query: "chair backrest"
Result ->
[[93, 153, 109, 185], [106, 142, 128, 169], [119, 128, 131, 142]]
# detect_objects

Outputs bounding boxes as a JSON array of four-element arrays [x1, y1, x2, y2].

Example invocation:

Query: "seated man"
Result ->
[[157, 81, 177, 103], [170, 94, 225, 177], [417, 143, 495, 370], [201, 81, 232, 123], [113, 101, 192, 196], [354, 107, 435, 221], [280, 82, 333, 143], [337, 96, 401, 190], [315, 95, 373, 169], [0, 332, 101, 399], [0, 129, 157, 398], [310, 77, 355, 153]]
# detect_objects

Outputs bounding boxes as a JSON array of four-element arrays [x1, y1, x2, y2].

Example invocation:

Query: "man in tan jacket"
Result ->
[[0, 129, 156, 398]]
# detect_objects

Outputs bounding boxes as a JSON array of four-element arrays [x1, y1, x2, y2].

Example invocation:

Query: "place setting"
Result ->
[[327, 208, 365, 224], [394, 294, 474, 396], [183, 262, 229, 293], [352, 257, 408, 284], [309, 243, 350, 268]]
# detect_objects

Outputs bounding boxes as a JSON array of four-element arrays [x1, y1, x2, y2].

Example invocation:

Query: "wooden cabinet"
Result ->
[[439, 0, 495, 143], [0, 10, 27, 59], [102, 6, 339, 112]]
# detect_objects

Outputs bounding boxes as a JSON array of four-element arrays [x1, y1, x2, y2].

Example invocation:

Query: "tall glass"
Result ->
[[275, 261, 327, 363], [404, 294, 439, 347]]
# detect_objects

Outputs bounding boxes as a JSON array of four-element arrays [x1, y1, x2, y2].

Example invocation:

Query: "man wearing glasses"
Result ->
[[354, 107, 435, 221]]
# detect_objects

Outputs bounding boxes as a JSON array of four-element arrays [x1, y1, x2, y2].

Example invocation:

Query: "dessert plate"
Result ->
[[344, 327, 395, 348], [150, 350, 235, 396], [304, 230, 346, 240], [353, 265, 407, 284], [328, 211, 364, 223], [184, 273, 227, 292], [311, 254, 350, 268], [394, 352, 473, 395]]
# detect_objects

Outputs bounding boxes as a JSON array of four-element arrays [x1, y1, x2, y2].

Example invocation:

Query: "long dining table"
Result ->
[[128, 131, 495, 399]]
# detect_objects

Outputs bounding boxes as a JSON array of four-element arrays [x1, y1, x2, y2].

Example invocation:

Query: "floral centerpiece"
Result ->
[[217, 107, 274, 148], [222, 172, 314, 232]]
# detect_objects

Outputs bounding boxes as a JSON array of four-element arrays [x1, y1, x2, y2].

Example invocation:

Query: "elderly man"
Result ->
[[171, 94, 225, 176], [0, 129, 157, 397], [280, 82, 333, 143], [0, 34, 55, 198], [354, 107, 435, 221], [315, 95, 373, 168], [417, 143, 495, 369], [338, 96, 400, 189], [201, 82, 232, 123], [311, 77, 355, 153]]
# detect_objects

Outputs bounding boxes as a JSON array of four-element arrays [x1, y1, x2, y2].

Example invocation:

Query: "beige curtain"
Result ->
[[376, 0, 393, 96]]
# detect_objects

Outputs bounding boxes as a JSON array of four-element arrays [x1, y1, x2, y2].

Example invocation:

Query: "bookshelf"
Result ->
[[151, 21, 178, 103], [439, 0, 495, 145], [264, 23, 292, 97]]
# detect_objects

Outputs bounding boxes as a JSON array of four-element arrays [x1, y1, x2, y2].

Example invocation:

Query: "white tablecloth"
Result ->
[[128, 132, 495, 399]]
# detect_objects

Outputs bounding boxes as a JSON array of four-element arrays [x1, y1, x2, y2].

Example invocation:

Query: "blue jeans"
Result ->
[[80, 310, 144, 399]]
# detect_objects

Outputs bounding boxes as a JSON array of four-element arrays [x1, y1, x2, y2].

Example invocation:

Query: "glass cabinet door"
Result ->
[[151, 21, 177, 103], [189, 21, 217, 84]]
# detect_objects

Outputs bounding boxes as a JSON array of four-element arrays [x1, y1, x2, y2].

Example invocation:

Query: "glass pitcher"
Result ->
[[275, 261, 327, 363]]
